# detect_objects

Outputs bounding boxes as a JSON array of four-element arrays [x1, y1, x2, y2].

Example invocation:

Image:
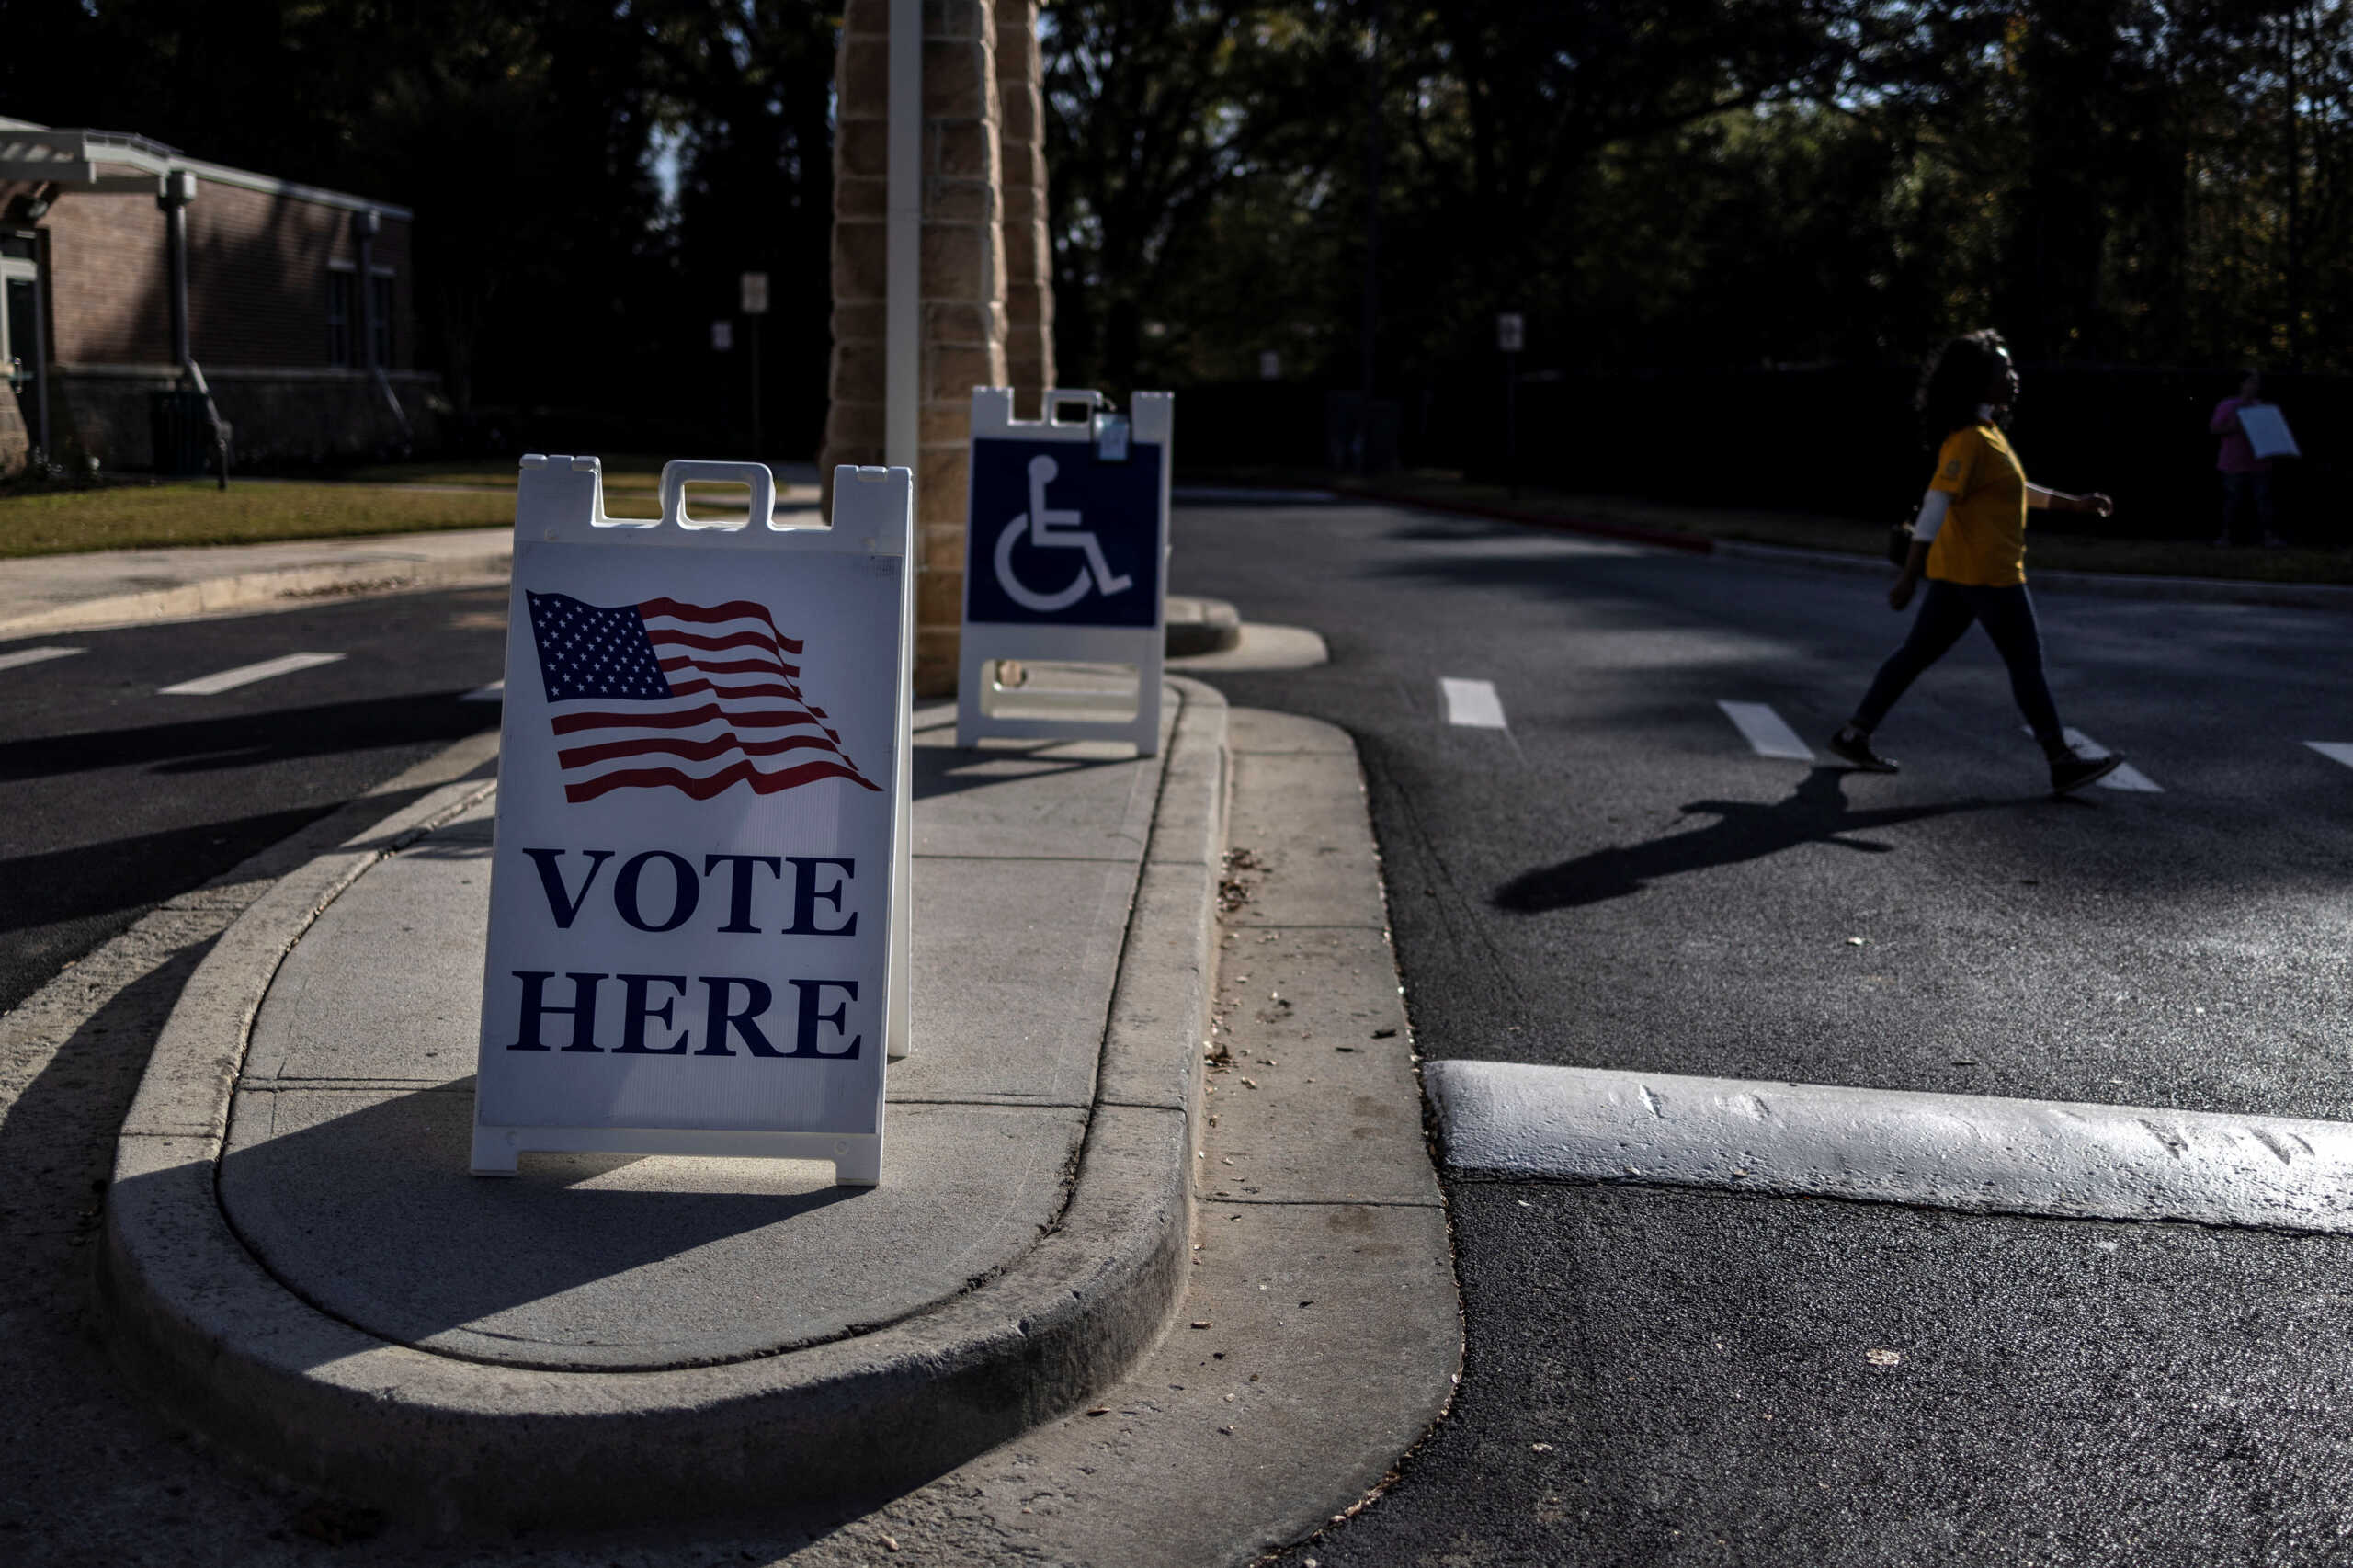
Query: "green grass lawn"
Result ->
[[0, 456, 807, 557], [342, 454, 672, 492], [0, 480, 515, 559]]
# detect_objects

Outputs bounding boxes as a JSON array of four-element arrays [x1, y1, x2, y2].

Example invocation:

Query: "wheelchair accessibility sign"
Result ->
[[959, 387, 1173, 753], [965, 428, 1161, 628]]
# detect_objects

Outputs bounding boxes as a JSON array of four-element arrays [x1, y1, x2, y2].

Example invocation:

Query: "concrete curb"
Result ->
[[0, 547, 514, 640], [1165, 594, 1244, 656], [1344, 485, 2353, 613], [1340, 485, 1710, 553], [1713, 537, 2353, 611], [97, 679, 1229, 1533], [764, 706, 1461, 1568]]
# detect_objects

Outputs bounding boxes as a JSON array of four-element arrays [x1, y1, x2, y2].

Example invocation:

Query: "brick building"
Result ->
[[0, 115, 438, 477]]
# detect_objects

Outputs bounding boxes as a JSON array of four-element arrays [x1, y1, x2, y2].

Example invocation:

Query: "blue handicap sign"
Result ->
[[964, 437, 1162, 628]]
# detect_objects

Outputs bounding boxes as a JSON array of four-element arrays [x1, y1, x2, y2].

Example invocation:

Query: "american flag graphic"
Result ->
[[525, 591, 882, 804]]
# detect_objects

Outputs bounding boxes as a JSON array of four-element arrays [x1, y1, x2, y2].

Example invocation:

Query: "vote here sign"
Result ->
[[472, 458, 912, 1186]]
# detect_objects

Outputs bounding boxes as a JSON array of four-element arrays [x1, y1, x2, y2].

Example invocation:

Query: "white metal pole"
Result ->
[[885, 0, 921, 474], [883, 0, 922, 1063]]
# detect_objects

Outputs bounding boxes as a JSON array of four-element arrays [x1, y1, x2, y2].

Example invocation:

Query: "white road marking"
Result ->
[[1425, 1059, 2353, 1234], [160, 652, 346, 697], [1716, 699, 1813, 761], [2308, 742, 2353, 771], [461, 681, 505, 702], [0, 645, 85, 673], [1439, 677, 1507, 729], [2026, 726, 2161, 790]]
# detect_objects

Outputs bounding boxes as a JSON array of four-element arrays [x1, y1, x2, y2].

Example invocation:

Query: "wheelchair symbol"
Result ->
[[993, 454, 1133, 613]]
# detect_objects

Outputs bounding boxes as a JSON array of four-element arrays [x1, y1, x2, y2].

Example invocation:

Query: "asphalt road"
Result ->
[[0, 587, 510, 1014], [1170, 500, 2353, 1565]]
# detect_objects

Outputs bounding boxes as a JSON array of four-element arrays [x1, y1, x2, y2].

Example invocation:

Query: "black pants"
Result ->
[[2219, 471, 2276, 545], [1853, 578, 2065, 753]]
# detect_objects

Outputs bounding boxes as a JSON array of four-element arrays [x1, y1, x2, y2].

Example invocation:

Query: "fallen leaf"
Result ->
[[1865, 1348, 1903, 1367], [1532, 1442, 1553, 1453], [1372, 1028, 1398, 1038], [1086, 1406, 1110, 1416], [1191, 1320, 1212, 1329], [1847, 936, 1867, 946]]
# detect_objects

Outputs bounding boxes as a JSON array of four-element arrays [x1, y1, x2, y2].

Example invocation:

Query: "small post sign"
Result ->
[[472, 456, 914, 1185], [710, 320, 733, 352], [957, 387, 1173, 755], [1496, 312, 1524, 495], [739, 272, 770, 315]]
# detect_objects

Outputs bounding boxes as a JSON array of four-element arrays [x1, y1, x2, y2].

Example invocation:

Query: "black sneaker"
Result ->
[[1826, 725, 1899, 773], [2050, 751, 2125, 796]]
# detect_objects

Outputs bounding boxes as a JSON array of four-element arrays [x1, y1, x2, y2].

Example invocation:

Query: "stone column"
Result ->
[[821, 0, 1009, 698], [995, 0, 1055, 415]]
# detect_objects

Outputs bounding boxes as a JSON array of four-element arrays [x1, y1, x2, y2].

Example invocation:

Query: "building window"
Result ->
[[327, 271, 354, 367], [369, 273, 393, 368]]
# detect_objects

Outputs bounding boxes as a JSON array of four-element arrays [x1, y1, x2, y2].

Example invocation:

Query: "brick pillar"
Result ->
[[821, 0, 1009, 699], [995, 0, 1055, 416], [820, 4, 891, 481]]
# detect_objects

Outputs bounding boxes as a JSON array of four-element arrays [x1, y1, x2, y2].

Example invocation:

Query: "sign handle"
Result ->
[[659, 460, 779, 531]]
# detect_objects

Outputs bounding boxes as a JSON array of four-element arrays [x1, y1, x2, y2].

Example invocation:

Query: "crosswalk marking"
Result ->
[[160, 652, 346, 697], [2027, 726, 2161, 790], [1439, 676, 1507, 729], [0, 645, 85, 673], [1717, 699, 1813, 761], [461, 680, 505, 702], [2309, 742, 2353, 771]]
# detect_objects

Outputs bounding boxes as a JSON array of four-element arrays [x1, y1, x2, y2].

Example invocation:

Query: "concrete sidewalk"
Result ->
[[0, 524, 1254, 658], [100, 683, 1231, 1530], [0, 527, 519, 638]]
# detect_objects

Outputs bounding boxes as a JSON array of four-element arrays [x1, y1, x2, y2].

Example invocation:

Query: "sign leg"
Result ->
[[470, 1126, 520, 1176], [835, 1137, 882, 1187]]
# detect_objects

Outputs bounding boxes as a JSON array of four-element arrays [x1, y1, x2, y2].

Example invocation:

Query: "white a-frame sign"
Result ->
[[473, 458, 914, 1186], [957, 387, 1173, 755]]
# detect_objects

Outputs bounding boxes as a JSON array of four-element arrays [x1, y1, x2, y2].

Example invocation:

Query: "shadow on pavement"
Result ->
[[1495, 767, 1997, 913], [211, 1080, 864, 1368], [908, 742, 1126, 804], [0, 690, 498, 783]]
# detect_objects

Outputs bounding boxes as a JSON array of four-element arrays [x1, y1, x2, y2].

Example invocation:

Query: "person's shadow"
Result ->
[[1495, 767, 1991, 914]]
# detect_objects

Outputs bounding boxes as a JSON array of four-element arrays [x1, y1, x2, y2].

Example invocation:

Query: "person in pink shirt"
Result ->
[[2211, 369, 2284, 547]]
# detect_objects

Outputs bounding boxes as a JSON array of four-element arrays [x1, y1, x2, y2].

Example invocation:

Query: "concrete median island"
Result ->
[[97, 680, 1231, 1533]]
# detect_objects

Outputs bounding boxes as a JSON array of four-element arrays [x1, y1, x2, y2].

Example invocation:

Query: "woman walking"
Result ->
[[1826, 330, 2125, 796]]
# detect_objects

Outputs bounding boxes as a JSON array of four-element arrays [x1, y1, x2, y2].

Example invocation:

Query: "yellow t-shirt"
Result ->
[[1926, 422, 2028, 587]]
